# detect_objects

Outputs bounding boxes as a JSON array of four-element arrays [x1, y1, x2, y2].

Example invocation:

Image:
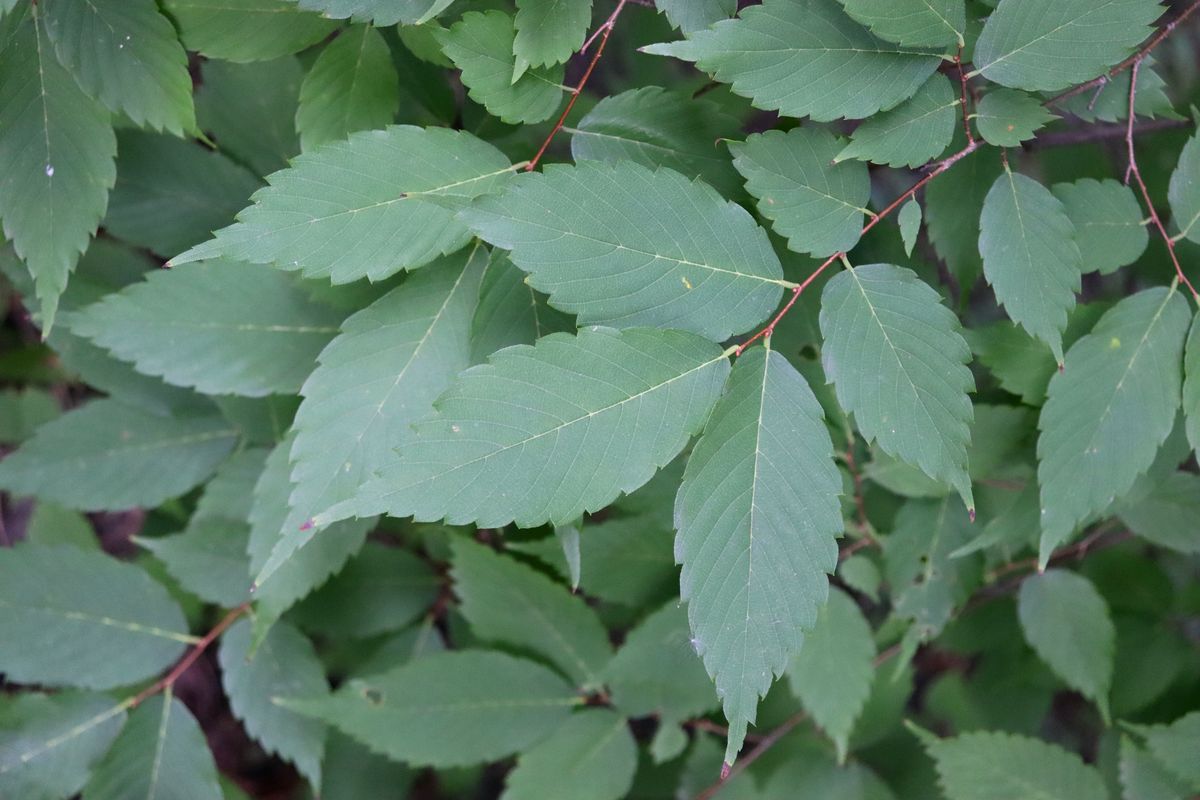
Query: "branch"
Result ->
[[128, 603, 249, 709], [1030, 117, 1189, 148]]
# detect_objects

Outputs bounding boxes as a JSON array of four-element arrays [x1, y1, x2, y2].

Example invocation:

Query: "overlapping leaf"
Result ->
[[291, 0, 454, 25], [1185, 315, 1200, 454], [836, 0, 964, 48], [835, 73, 958, 168], [296, 25, 400, 150], [502, 709, 637, 800], [470, 252, 573, 363], [656, 0, 736, 33], [138, 518, 252, 607], [162, 0, 337, 62], [195, 57, 303, 176], [1053, 178, 1148, 275], [1168, 129, 1200, 245], [513, 0, 593, 73], [976, 88, 1057, 147], [1128, 712, 1200, 788]]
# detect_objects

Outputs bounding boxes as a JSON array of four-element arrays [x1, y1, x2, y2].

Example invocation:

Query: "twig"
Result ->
[[1030, 118, 1188, 148], [128, 603, 250, 709], [954, 46, 975, 146]]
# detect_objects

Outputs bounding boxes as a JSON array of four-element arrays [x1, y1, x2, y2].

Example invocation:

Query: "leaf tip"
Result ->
[[720, 762, 732, 781]]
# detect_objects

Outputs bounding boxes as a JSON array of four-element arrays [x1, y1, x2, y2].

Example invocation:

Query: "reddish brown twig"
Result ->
[[128, 603, 250, 709], [954, 46, 975, 146]]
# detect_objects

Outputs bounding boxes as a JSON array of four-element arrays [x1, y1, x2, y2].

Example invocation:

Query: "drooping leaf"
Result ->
[[834, 73, 958, 168], [161, 0, 338, 62], [730, 126, 871, 257], [291, 0, 454, 25], [1052, 178, 1149, 275], [676, 345, 842, 763], [1185, 315, 1200, 454], [469, 251, 573, 363], [655, 0, 736, 33], [975, 88, 1058, 147], [296, 25, 400, 150], [502, 709, 637, 800], [1168, 129, 1200, 245], [1037, 288, 1191, 560], [0, 544, 189, 689], [137, 518, 252, 607], [1118, 472, 1200, 554], [195, 57, 303, 176], [835, 0, 965, 48], [171, 126, 515, 283], [513, 0, 593, 73], [464, 162, 785, 340], [899, 199, 921, 257], [820, 263, 975, 508], [643, 0, 942, 122], [1128, 712, 1200, 788]]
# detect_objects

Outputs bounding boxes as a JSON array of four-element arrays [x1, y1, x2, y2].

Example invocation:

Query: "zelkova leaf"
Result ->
[[283, 650, 579, 767], [729, 127, 871, 258], [1018, 570, 1115, 720], [1119, 735, 1194, 800], [315, 327, 730, 531], [291, 0, 455, 26], [0, 11, 116, 330], [975, 88, 1058, 147], [972, 0, 1162, 92], [643, 0, 942, 122], [675, 345, 842, 764], [835, 0, 965, 48], [170, 126, 515, 283], [899, 199, 922, 257], [979, 169, 1083, 363], [820, 263, 975, 509], [1168, 129, 1200, 246], [501, 709, 637, 800], [1119, 472, 1200, 554], [834, 73, 959, 168], [138, 517, 252, 608], [1037, 288, 1191, 561], [161, 0, 338, 62], [41, 0, 195, 135], [296, 25, 400, 151], [1129, 712, 1200, 788], [470, 251, 573, 363], [70, 261, 343, 398], [0, 544, 189, 690], [195, 57, 303, 177], [1052, 178, 1149, 275], [514, 0, 593, 73], [462, 162, 786, 341], [656, 0, 736, 33], [1185, 315, 1200, 455]]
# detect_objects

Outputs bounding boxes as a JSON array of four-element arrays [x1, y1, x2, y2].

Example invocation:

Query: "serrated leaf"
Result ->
[[1168, 129, 1200, 245], [162, 0, 338, 62], [973, 0, 1162, 92], [1185, 315, 1200, 454], [41, 0, 194, 135], [820, 263, 975, 507], [297, 25, 400, 151], [1118, 472, 1200, 554], [514, 0, 592, 73], [0, 11, 116, 330], [1129, 712, 1200, 788], [70, 261, 342, 398], [502, 709, 636, 800], [464, 162, 785, 340], [899, 199, 921, 257], [1018, 569, 1115, 720], [451, 538, 613, 689], [195, 57, 302, 176], [0, 399, 236, 511], [171, 126, 515, 283], [835, 73, 958, 168], [218, 619, 327, 787], [787, 588, 874, 761], [835, 0, 965, 47], [292, 0, 454, 25], [320, 730, 414, 800], [438, 11, 563, 125], [1037, 288, 1191, 560], [643, 0, 942, 122], [656, 0, 736, 33], [138, 518, 252, 607], [730, 127, 870, 257], [0, 544, 189, 689], [1053, 179, 1149, 275], [83, 693, 222, 800], [976, 88, 1057, 147], [1120, 735, 1193, 800], [980, 169, 1082, 363], [1058, 57, 1177, 123], [284, 650, 579, 767], [193, 448, 268, 524], [470, 251, 573, 364], [676, 345, 842, 763], [926, 142, 1002, 288]]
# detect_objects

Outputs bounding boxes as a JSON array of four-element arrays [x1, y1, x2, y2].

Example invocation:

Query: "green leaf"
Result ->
[[464, 162, 785, 340], [438, 11, 564, 125], [1168, 129, 1200, 245], [1057, 57, 1177, 124], [218, 619, 327, 788], [0, 12, 116, 330], [451, 538, 613, 689], [975, 88, 1058, 147], [41, 0, 194, 135], [195, 57, 303, 176], [84, 693, 222, 800], [0, 399, 236, 511], [979, 169, 1083, 363], [0, 544, 190, 689], [171, 126, 515, 283], [1185, 315, 1200, 454], [319, 730, 414, 800], [138, 518, 252, 607], [676, 345, 842, 763], [925, 142, 1002, 288], [918, 729, 1108, 800], [470, 251, 573, 364], [787, 588, 874, 761], [1017, 569, 1115, 720], [835, 0, 965, 47], [284, 650, 579, 767], [834, 74, 958, 168], [297, 25, 400, 151], [554, 519, 583, 591], [643, 0, 942, 122], [820, 263, 975, 508], [1129, 712, 1200, 788], [1120, 735, 1193, 800], [193, 446, 269, 525], [1037, 288, 1191, 560], [1052, 178, 1149, 275], [162, 0, 338, 62], [71, 260, 342, 398], [25, 501, 96, 550], [973, 0, 1161, 92], [502, 709, 637, 800], [656, 0, 736, 33], [291, 0, 454, 25], [1118, 472, 1200, 554], [899, 199, 921, 257], [0, 388, 58, 445], [514, 0, 592, 73], [730, 127, 871, 257]]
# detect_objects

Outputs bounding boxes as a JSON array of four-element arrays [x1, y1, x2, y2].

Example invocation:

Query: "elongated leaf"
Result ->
[[976, 88, 1057, 147], [470, 251, 573, 363], [162, 0, 337, 62], [1052, 178, 1149, 275], [138, 518, 252, 607], [195, 57, 302, 176], [0, 544, 189, 689], [1037, 288, 1191, 561], [292, 0, 453, 25], [1129, 712, 1200, 788], [514, 0, 592, 72], [730, 127, 871, 257], [900, 199, 921, 257], [284, 650, 579, 767], [1185, 315, 1200, 454], [464, 162, 785, 340], [820, 263, 975, 508], [1168, 130, 1200, 245], [502, 709, 636, 800], [171, 126, 514, 283], [676, 345, 842, 763], [297, 25, 400, 150], [41, 0, 194, 135], [979, 169, 1082, 363], [836, 0, 965, 47], [643, 0, 942, 122], [835, 74, 958, 168], [973, 0, 1161, 92]]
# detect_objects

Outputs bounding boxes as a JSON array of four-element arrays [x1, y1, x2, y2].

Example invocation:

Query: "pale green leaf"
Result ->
[[291, 0, 454, 25], [676, 345, 842, 763], [41, 0, 194, 135], [514, 0, 593, 72], [655, 0, 735, 33], [643, 0, 942, 122], [297, 25, 400, 151], [730, 126, 870, 257], [820, 263, 975, 508], [1129, 712, 1200, 788], [1118, 472, 1200, 554], [899, 199, 921, 257], [0, 544, 189, 689], [836, 0, 965, 47], [1168, 129, 1200, 245], [835, 74, 958, 168], [470, 250, 574, 365], [171, 126, 515, 283], [138, 518, 252, 607], [162, 0, 338, 62], [195, 57, 302, 176], [502, 709, 636, 800], [1052, 179, 1149, 275], [649, 723, 689, 764], [976, 88, 1058, 147], [554, 519, 582, 590], [1185, 315, 1200, 454], [464, 162, 785, 340], [1119, 735, 1193, 800]]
